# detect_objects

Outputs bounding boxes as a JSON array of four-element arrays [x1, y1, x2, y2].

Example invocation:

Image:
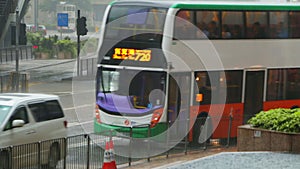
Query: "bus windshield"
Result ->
[[104, 5, 167, 43], [97, 68, 166, 115]]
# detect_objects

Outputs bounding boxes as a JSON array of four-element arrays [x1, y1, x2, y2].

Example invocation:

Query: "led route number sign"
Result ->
[[112, 48, 152, 62]]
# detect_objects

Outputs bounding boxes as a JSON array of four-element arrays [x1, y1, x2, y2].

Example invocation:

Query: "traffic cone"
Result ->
[[102, 142, 112, 169], [109, 140, 117, 169]]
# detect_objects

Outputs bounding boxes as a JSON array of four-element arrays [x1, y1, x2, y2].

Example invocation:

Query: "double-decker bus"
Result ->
[[95, 0, 300, 145], [56, 3, 76, 32]]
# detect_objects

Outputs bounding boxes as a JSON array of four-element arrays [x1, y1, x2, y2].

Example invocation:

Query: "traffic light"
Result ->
[[19, 23, 27, 45], [77, 17, 88, 36]]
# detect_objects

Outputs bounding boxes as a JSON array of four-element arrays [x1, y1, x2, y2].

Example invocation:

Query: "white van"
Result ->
[[0, 93, 67, 169]]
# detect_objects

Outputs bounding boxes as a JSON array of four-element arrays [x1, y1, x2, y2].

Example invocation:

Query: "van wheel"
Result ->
[[0, 151, 10, 169], [48, 143, 60, 169], [192, 114, 212, 146]]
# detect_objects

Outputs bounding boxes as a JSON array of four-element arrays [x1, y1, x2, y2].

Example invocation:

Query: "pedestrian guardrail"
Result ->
[[80, 56, 97, 77], [0, 116, 237, 169], [0, 45, 33, 64], [0, 71, 29, 93]]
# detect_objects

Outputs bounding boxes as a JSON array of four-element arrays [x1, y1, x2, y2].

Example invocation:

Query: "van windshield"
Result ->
[[0, 105, 11, 124]]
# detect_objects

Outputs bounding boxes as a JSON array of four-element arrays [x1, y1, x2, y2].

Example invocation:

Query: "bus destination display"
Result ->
[[112, 48, 152, 62]]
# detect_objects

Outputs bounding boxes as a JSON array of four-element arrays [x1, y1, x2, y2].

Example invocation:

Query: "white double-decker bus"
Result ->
[[95, 0, 300, 145]]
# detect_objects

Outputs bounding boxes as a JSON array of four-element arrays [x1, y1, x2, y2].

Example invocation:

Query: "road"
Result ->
[[29, 79, 95, 136], [1, 58, 97, 136]]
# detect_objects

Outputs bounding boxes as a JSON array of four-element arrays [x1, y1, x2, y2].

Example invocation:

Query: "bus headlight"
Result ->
[[150, 109, 163, 128]]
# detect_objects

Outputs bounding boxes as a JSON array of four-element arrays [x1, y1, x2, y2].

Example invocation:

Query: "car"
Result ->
[[26, 24, 47, 36], [37, 25, 47, 36], [0, 93, 67, 169], [26, 24, 34, 32]]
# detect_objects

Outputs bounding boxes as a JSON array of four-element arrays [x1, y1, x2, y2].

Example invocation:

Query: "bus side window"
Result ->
[[270, 12, 288, 39], [246, 12, 268, 39], [221, 11, 244, 39], [289, 11, 300, 38], [174, 10, 197, 39]]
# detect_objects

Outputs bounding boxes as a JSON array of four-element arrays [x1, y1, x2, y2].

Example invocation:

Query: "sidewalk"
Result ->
[[119, 146, 237, 169], [0, 59, 76, 82]]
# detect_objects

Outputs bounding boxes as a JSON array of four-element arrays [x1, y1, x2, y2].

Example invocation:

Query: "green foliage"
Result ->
[[55, 38, 77, 57], [27, 32, 76, 59], [248, 108, 300, 133]]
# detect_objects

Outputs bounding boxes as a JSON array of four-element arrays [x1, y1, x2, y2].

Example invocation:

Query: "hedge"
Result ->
[[248, 108, 300, 133]]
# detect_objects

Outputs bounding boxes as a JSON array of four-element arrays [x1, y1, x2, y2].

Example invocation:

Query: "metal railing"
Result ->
[[80, 57, 97, 77], [0, 71, 29, 93], [0, 45, 33, 64], [0, 116, 237, 169]]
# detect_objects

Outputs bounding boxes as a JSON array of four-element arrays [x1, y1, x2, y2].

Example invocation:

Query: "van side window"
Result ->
[[29, 100, 64, 122], [4, 106, 29, 130], [45, 100, 64, 119]]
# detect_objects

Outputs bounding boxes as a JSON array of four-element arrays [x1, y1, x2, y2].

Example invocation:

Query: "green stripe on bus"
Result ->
[[94, 120, 167, 138], [171, 3, 300, 11]]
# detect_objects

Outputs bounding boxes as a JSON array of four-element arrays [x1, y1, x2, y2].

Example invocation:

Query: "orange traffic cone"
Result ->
[[109, 140, 117, 169], [102, 142, 113, 169]]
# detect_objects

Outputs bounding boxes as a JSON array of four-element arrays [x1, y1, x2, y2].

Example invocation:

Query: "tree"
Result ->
[[40, 0, 57, 14], [40, 0, 92, 14]]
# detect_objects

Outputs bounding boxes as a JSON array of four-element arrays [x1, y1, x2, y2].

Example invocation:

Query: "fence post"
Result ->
[[129, 127, 132, 166], [184, 118, 189, 155], [86, 134, 90, 169], [38, 142, 41, 169], [30, 45, 33, 59], [226, 109, 233, 148], [20, 72, 29, 92], [0, 49, 2, 63], [202, 116, 209, 150], [147, 124, 151, 162], [63, 137, 67, 169], [86, 59, 89, 76], [6, 48, 8, 62], [0, 76, 3, 92], [166, 121, 170, 158]]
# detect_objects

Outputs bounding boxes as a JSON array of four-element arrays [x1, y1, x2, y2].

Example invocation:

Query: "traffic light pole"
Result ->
[[77, 10, 80, 77], [16, 9, 19, 73], [15, 9, 20, 92]]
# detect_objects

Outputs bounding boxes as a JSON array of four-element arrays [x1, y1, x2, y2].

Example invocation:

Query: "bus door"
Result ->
[[243, 69, 265, 124], [167, 72, 191, 139]]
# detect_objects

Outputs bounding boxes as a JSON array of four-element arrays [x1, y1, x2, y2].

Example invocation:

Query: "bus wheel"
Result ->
[[192, 114, 212, 146], [0, 151, 10, 169], [48, 143, 60, 169]]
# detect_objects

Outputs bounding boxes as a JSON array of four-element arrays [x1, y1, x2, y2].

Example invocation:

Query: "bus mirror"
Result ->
[[196, 94, 203, 102]]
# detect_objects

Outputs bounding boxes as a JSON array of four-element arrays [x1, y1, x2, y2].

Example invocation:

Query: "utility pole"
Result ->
[[34, 0, 38, 32]]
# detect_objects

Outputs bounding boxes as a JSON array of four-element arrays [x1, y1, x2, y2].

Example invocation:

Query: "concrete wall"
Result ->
[[238, 125, 300, 153]]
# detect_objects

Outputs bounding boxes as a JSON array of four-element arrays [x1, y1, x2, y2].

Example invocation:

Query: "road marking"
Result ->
[[68, 120, 93, 127], [63, 104, 93, 110]]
